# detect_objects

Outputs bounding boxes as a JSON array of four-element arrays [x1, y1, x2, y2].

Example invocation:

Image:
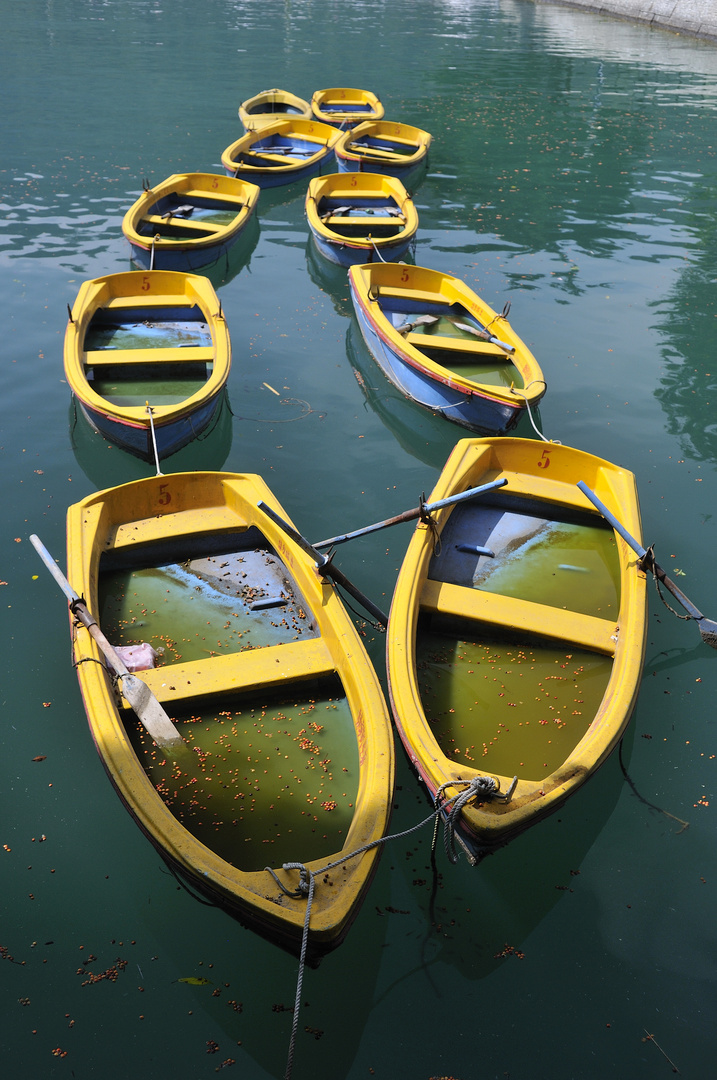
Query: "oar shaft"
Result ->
[[257, 502, 389, 627], [31, 534, 186, 751], [30, 534, 130, 677], [314, 478, 508, 550], [576, 482, 705, 621]]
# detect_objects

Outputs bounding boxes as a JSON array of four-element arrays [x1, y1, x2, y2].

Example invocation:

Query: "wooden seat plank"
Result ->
[[140, 214, 225, 235], [404, 331, 508, 358], [135, 637, 336, 705], [420, 578, 618, 656], [85, 346, 214, 367]]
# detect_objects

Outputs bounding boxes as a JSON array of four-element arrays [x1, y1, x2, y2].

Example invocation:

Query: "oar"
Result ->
[[396, 314, 439, 335], [257, 502, 389, 627], [29, 534, 187, 752], [453, 321, 515, 354], [576, 482, 717, 649], [313, 477, 508, 550]]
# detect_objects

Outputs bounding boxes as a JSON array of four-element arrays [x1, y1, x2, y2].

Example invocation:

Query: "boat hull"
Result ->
[[66, 472, 394, 957], [349, 263, 546, 435], [64, 271, 231, 464], [77, 391, 223, 460], [335, 121, 432, 180], [239, 88, 312, 132], [387, 437, 648, 861], [305, 172, 418, 267], [222, 118, 340, 188], [122, 173, 260, 272], [310, 87, 384, 128]]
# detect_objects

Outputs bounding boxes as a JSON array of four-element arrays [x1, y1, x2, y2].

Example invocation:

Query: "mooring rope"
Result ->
[[369, 237, 388, 262], [508, 380, 552, 442], [274, 775, 512, 1079]]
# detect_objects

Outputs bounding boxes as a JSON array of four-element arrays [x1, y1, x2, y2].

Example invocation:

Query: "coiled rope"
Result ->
[[273, 774, 514, 1079]]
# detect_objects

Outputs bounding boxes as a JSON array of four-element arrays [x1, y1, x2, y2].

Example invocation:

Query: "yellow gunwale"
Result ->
[[239, 88, 312, 131], [335, 120, 432, 168], [63, 270, 231, 429], [121, 172, 260, 256], [305, 172, 418, 252], [310, 87, 384, 126], [67, 472, 394, 951], [348, 262, 546, 408], [221, 118, 341, 178], [387, 437, 648, 851]]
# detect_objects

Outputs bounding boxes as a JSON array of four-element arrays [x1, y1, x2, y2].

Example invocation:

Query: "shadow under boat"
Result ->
[[69, 387, 234, 487]]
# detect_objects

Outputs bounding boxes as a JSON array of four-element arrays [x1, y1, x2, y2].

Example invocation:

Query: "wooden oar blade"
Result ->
[[120, 675, 186, 752]]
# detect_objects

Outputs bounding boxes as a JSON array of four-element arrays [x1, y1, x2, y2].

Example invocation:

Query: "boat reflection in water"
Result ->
[[345, 318, 543, 469], [69, 388, 234, 487]]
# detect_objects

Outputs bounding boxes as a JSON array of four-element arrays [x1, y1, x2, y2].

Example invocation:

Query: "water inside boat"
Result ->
[[84, 307, 212, 405], [99, 538, 360, 870], [322, 103, 372, 115], [247, 102, 303, 117], [318, 197, 404, 239], [137, 195, 240, 239], [240, 136, 320, 167], [130, 681, 359, 871], [416, 623, 611, 778], [388, 307, 524, 388], [86, 308, 212, 351], [429, 498, 620, 619], [414, 496, 620, 777], [349, 137, 417, 158]]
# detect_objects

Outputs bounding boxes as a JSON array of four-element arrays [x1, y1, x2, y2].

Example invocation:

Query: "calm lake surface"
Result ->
[[3, 2, 717, 1077]]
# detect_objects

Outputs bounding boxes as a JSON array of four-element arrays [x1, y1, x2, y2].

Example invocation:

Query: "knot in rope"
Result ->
[[433, 775, 517, 863], [264, 862, 313, 899]]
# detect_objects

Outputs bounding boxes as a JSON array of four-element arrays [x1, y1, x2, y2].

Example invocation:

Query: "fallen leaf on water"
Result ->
[[178, 976, 212, 986], [32, 756, 47, 762]]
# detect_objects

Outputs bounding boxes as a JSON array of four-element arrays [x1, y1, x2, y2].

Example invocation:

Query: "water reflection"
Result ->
[[69, 389, 234, 486]]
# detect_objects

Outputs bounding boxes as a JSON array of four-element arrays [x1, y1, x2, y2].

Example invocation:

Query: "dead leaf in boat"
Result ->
[[178, 976, 212, 986]]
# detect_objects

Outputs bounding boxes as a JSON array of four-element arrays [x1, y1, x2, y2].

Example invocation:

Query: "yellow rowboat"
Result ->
[[310, 87, 384, 128], [66, 472, 395, 957], [121, 173, 260, 271], [239, 88, 312, 132], [387, 437, 647, 861], [305, 172, 418, 266], [64, 271, 231, 462], [221, 118, 341, 188], [335, 120, 432, 179], [348, 262, 546, 435]]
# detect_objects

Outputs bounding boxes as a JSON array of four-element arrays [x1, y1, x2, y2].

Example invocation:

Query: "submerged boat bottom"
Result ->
[[99, 543, 360, 871], [127, 681, 359, 873], [416, 618, 612, 780]]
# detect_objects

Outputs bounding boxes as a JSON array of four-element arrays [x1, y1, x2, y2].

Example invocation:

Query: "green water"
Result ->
[[430, 502, 621, 617], [417, 629, 611, 777], [128, 687, 359, 872], [5, 2, 717, 1078]]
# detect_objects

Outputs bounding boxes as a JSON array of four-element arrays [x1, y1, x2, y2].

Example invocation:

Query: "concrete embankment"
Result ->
[[529, 0, 717, 43]]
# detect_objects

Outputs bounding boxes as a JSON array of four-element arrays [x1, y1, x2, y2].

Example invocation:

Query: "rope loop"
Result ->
[[432, 775, 518, 863], [264, 862, 313, 899]]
